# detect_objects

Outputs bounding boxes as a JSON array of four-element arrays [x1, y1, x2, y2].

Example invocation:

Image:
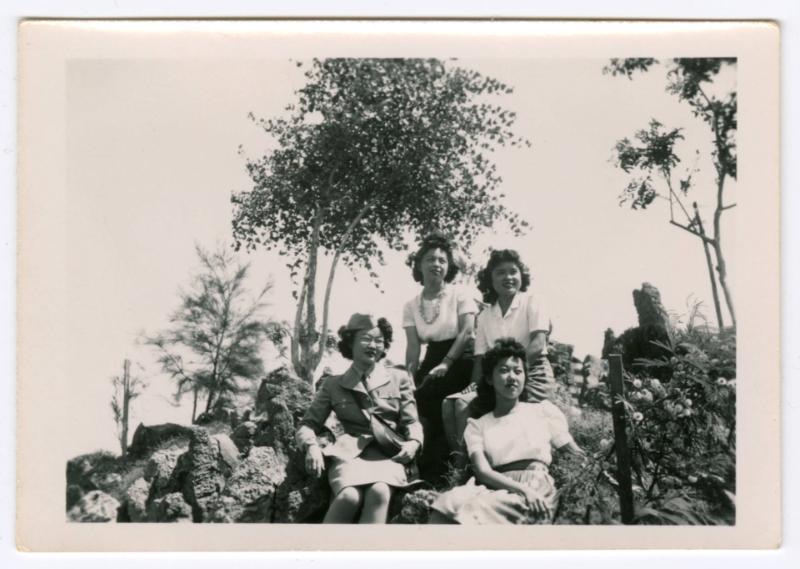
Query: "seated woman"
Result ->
[[296, 313, 423, 524], [403, 232, 477, 482], [442, 248, 555, 452], [430, 339, 584, 524]]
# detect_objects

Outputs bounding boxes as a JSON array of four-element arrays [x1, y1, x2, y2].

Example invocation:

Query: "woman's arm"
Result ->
[[526, 330, 547, 360], [404, 326, 421, 377], [296, 381, 333, 477], [427, 313, 475, 378]]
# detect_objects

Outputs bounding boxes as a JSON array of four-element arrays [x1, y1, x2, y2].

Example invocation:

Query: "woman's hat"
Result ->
[[344, 313, 378, 331]]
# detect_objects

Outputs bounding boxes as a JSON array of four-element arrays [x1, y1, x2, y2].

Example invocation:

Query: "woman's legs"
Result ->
[[359, 483, 392, 524], [323, 486, 364, 523]]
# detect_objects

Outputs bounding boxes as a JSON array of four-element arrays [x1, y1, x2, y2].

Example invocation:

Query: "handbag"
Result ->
[[353, 377, 422, 483]]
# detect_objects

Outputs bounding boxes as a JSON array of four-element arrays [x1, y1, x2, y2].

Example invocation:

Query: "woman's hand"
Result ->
[[305, 445, 325, 477], [391, 440, 421, 464], [563, 441, 586, 457], [518, 487, 552, 519], [426, 361, 451, 380]]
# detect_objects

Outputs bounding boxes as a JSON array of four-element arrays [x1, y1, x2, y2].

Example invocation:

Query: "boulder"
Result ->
[[212, 433, 241, 470], [128, 423, 192, 458], [65, 451, 120, 512], [145, 447, 185, 499], [253, 367, 314, 456], [602, 283, 673, 375], [67, 490, 120, 523], [89, 471, 122, 494], [272, 448, 329, 523], [206, 446, 287, 522], [66, 484, 84, 511], [122, 478, 151, 522], [168, 428, 234, 522], [231, 421, 258, 455], [147, 492, 193, 523]]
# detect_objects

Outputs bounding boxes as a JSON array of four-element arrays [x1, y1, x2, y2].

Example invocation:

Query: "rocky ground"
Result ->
[[66, 367, 445, 524]]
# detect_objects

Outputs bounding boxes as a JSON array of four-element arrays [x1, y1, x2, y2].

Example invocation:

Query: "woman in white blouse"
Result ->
[[430, 339, 584, 524], [443, 248, 556, 451], [404, 232, 477, 482]]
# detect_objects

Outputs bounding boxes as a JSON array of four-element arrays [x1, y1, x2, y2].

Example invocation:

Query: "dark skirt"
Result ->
[[414, 338, 473, 481]]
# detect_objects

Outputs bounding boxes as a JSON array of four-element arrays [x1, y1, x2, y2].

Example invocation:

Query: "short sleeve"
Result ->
[[526, 293, 550, 334], [474, 311, 489, 355], [456, 287, 478, 316], [402, 297, 416, 328], [541, 401, 573, 448], [463, 417, 485, 456]]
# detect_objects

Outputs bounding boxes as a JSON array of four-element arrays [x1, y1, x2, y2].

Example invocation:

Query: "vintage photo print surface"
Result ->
[[16, 20, 780, 550]]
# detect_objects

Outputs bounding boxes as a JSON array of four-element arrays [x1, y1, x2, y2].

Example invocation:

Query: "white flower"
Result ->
[[684, 398, 693, 407], [687, 475, 699, 483], [632, 379, 643, 389], [717, 378, 727, 386], [633, 412, 644, 422], [599, 438, 611, 449]]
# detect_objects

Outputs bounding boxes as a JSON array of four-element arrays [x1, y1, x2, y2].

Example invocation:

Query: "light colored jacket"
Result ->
[[296, 363, 424, 460]]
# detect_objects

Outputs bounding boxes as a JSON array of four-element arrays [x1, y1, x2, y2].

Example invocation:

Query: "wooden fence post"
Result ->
[[608, 354, 635, 524]]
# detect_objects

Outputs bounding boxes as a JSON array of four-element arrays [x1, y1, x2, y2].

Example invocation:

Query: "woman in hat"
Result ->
[[430, 339, 584, 524], [296, 313, 424, 523], [403, 232, 477, 482]]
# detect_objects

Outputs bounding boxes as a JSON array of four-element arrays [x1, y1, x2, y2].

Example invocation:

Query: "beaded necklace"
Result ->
[[418, 286, 447, 325]]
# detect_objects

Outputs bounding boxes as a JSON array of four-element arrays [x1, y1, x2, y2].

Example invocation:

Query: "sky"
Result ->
[[63, 57, 737, 456]]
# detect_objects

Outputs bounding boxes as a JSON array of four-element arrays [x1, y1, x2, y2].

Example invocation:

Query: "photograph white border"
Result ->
[[14, 18, 781, 553]]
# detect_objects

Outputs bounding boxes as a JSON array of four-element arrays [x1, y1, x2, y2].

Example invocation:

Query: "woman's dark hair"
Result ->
[[471, 338, 528, 417], [337, 317, 393, 360], [475, 249, 531, 305], [406, 232, 459, 284]]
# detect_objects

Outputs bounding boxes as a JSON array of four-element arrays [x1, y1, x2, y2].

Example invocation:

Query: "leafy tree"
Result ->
[[232, 58, 530, 385], [110, 358, 146, 458], [147, 245, 273, 422], [606, 58, 737, 329]]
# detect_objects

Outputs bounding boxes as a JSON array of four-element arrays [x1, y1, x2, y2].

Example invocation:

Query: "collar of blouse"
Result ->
[[340, 363, 392, 394]]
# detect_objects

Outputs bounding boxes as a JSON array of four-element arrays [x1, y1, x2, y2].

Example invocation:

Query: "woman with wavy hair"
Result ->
[[442, 248, 555, 452], [403, 232, 477, 482], [296, 313, 423, 523], [430, 339, 583, 524]]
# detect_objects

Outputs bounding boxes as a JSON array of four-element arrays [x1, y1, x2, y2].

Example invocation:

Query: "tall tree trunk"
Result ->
[[191, 386, 198, 424], [292, 205, 323, 386], [693, 204, 724, 330], [205, 387, 217, 414], [712, 177, 736, 329], [316, 201, 374, 368], [120, 359, 131, 458]]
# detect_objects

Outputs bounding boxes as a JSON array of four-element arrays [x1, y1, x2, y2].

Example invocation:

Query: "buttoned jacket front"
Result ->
[[296, 363, 424, 460]]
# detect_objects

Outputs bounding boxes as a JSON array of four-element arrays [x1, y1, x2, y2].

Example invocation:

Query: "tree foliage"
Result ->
[[146, 245, 273, 421], [606, 58, 737, 329], [232, 58, 531, 384]]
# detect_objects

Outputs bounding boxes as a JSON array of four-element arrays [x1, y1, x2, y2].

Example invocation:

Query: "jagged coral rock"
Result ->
[[67, 490, 120, 523]]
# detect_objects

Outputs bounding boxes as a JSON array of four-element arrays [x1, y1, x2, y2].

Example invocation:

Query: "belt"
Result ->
[[494, 458, 549, 473]]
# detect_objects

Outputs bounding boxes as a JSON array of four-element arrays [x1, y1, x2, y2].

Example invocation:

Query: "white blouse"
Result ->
[[473, 292, 550, 356], [402, 285, 478, 343], [463, 401, 573, 467]]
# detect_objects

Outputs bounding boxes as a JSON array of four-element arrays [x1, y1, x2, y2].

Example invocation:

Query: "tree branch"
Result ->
[[668, 220, 716, 246]]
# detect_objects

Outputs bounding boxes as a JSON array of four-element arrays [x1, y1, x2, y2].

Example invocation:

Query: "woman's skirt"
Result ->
[[414, 338, 473, 479], [327, 442, 417, 496], [430, 462, 557, 524], [415, 338, 473, 427]]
